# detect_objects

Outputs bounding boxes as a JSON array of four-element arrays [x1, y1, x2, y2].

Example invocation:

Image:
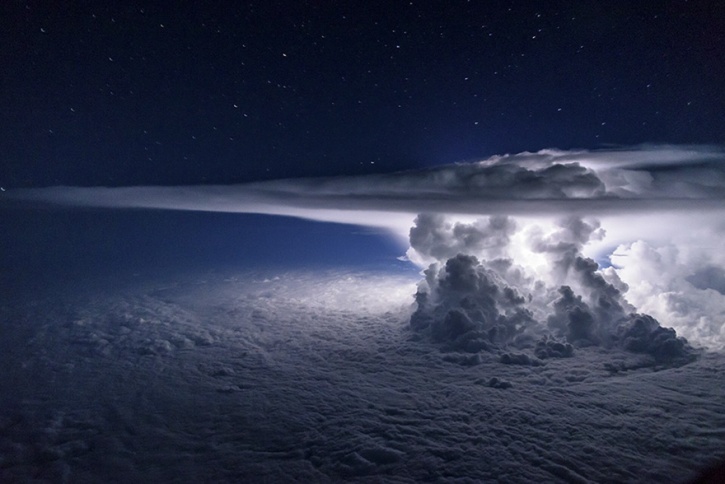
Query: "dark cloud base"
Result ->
[[2, 271, 723, 483]]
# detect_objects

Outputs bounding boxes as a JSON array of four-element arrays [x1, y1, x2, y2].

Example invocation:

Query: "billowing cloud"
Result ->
[[407, 214, 696, 363], [3, 145, 724, 351], [408, 213, 516, 264], [410, 253, 540, 352], [610, 240, 725, 350]]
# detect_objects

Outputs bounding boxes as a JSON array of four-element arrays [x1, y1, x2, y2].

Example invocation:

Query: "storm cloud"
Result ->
[[4, 145, 725, 351], [5, 145, 725, 220], [406, 214, 695, 363], [3, 146, 725, 481]]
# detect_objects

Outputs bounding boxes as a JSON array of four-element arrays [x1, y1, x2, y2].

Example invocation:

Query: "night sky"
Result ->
[[2, 1, 723, 188], [3, 3, 725, 482]]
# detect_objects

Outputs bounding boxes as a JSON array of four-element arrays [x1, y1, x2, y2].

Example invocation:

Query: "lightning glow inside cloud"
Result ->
[[5, 145, 725, 351]]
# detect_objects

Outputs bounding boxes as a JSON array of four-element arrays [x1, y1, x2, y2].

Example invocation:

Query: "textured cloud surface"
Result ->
[[5, 145, 725, 350], [6, 145, 725, 218], [407, 214, 697, 362], [3, 146, 724, 482], [2, 271, 724, 482]]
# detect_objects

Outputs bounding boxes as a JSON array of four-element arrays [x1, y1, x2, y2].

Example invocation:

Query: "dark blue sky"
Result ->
[[1, 1, 723, 187]]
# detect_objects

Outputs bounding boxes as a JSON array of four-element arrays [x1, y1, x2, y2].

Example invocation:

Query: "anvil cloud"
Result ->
[[4, 145, 725, 350], [6, 145, 725, 220]]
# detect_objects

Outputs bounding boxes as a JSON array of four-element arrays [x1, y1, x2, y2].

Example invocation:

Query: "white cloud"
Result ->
[[406, 215, 697, 359], [4, 146, 725, 481], [2, 270, 724, 482], [4, 145, 724, 349], [611, 240, 725, 350], [6, 145, 725, 219]]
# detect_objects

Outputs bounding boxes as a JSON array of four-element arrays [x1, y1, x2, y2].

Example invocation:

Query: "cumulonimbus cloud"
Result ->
[[407, 214, 697, 362], [3, 145, 725, 351]]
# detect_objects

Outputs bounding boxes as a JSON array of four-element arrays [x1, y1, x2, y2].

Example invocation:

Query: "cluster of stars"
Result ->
[[1, 2, 720, 187]]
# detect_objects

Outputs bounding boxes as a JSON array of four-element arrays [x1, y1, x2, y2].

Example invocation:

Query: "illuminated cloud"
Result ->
[[4, 145, 725, 350], [3, 147, 725, 481], [407, 214, 696, 362], [5, 145, 724, 220]]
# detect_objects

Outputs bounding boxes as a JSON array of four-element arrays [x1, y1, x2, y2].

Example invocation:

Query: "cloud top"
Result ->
[[4, 145, 725, 220], [3, 145, 724, 351]]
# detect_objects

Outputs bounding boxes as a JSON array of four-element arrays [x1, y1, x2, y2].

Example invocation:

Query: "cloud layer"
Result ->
[[5, 145, 725, 220], [4, 145, 725, 350], [2, 146, 724, 482], [2, 270, 724, 482]]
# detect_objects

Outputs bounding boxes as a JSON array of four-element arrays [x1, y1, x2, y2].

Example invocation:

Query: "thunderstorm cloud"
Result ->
[[4, 145, 725, 482], [5, 145, 725, 219], [4, 145, 725, 352]]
